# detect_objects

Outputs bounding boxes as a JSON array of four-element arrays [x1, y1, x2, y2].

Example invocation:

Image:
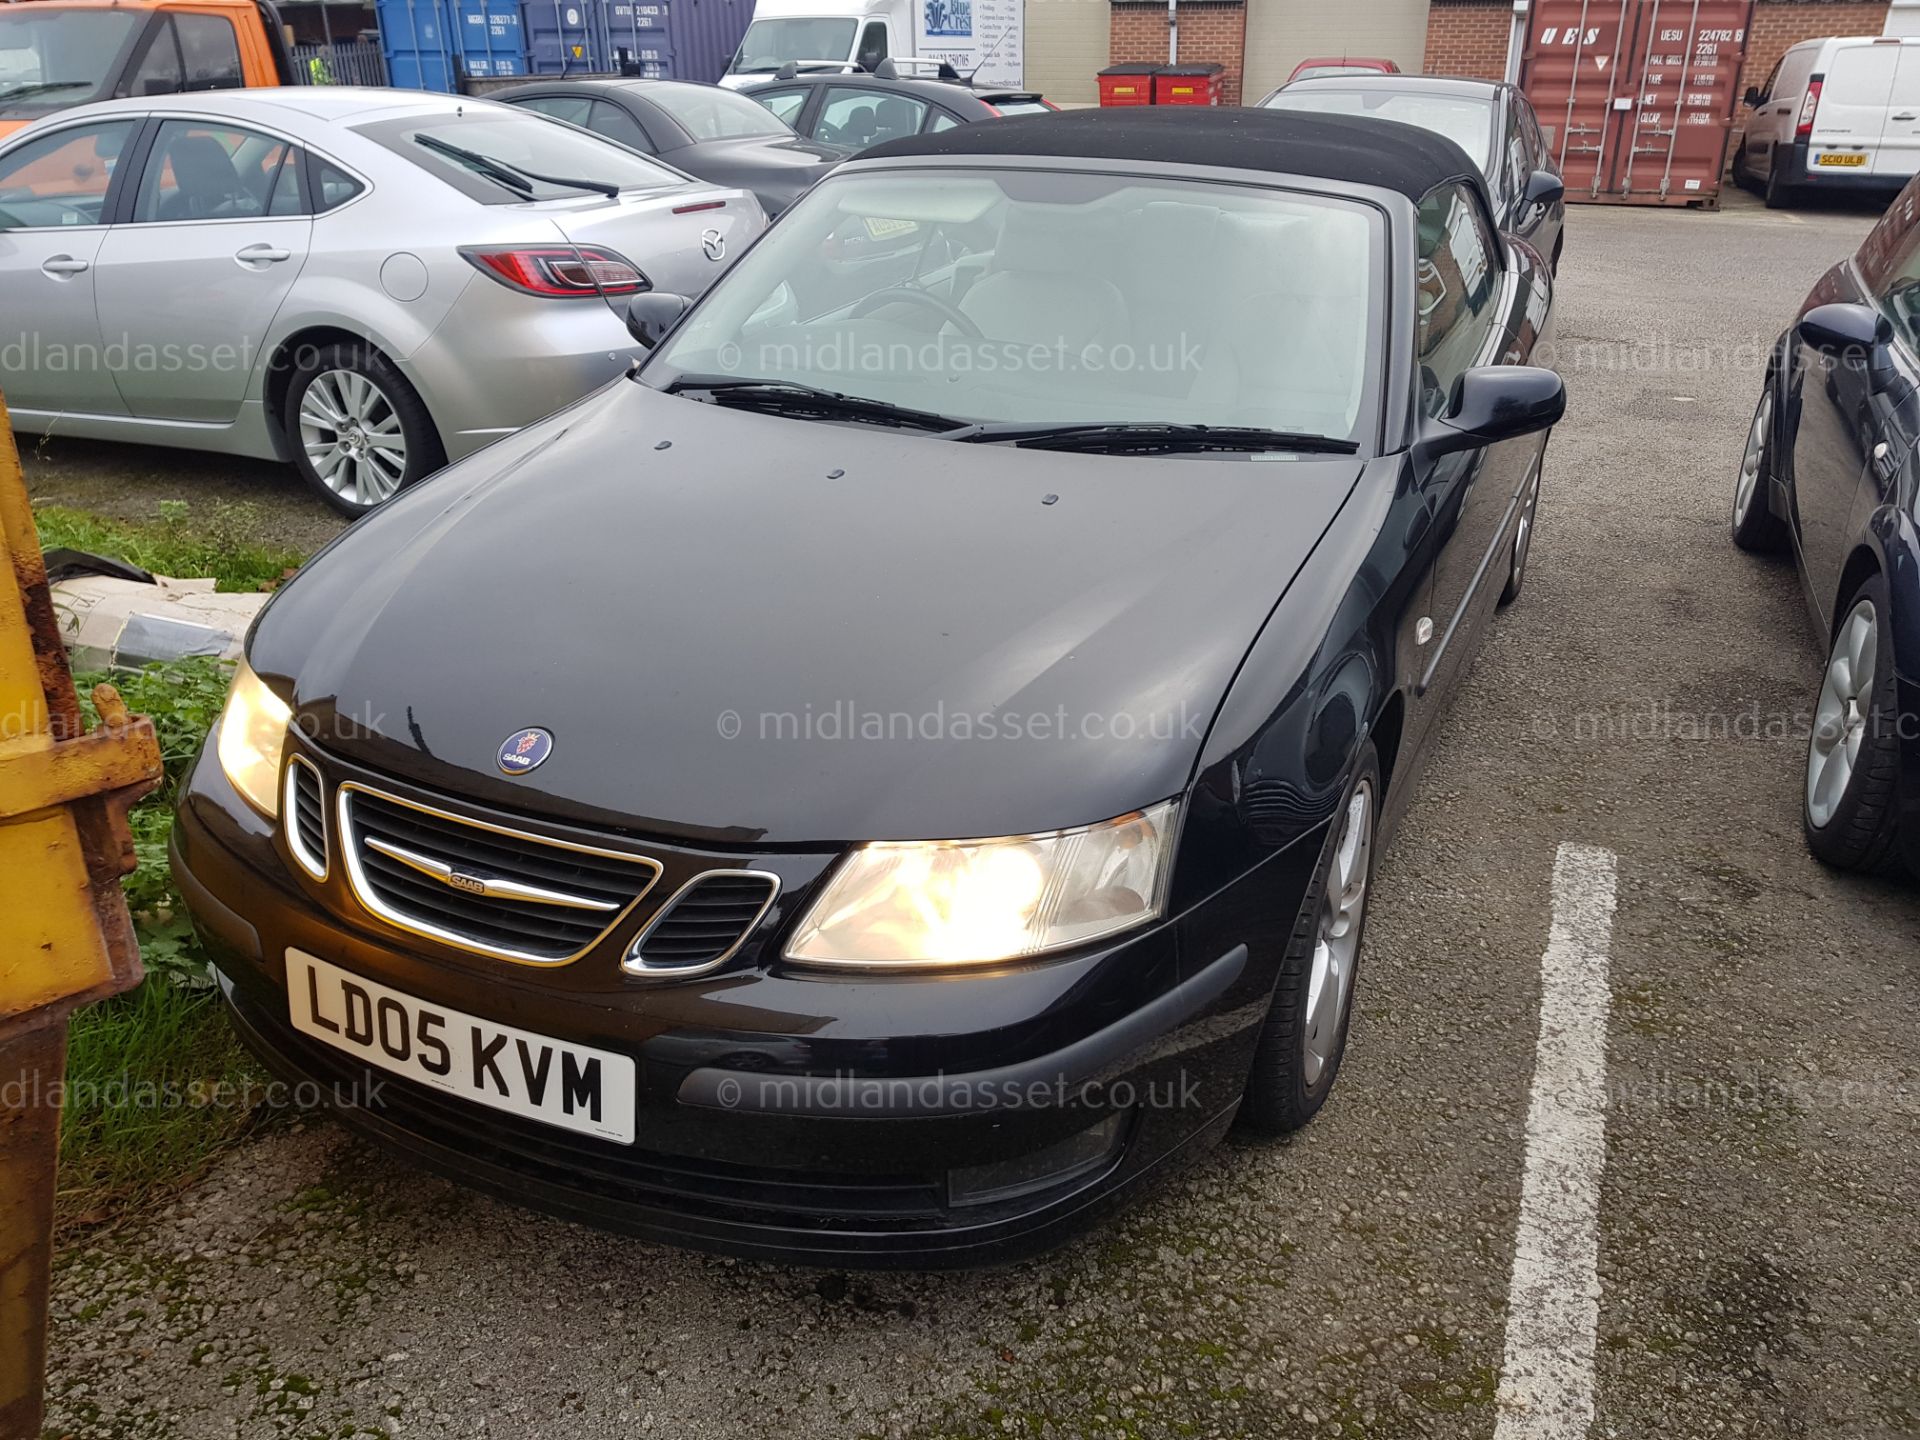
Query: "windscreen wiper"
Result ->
[[415, 133, 620, 200], [0, 80, 93, 102], [661, 374, 968, 432], [938, 421, 1361, 455]]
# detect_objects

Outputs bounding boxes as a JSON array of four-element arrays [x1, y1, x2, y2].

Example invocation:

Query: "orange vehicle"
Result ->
[[0, 0, 296, 140]]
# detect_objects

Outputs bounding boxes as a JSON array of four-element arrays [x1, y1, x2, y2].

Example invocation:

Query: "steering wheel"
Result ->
[[849, 285, 983, 338]]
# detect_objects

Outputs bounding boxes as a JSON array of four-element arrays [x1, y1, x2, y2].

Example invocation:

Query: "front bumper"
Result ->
[[172, 746, 1306, 1267]]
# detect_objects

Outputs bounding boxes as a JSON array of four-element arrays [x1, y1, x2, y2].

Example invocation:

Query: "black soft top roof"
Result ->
[[863, 106, 1488, 209]]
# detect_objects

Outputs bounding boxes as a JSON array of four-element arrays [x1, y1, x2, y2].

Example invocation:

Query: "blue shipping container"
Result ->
[[377, 0, 526, 92], [520, 0, 749, 85]]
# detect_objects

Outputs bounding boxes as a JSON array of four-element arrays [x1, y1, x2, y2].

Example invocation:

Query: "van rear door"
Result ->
[[1874, 42, 1920, 179], [1808, 41, 1900, 175]]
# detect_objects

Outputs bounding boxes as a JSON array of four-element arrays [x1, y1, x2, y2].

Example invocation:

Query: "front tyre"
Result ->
[[1804, 574, 1907, 876], [285, 343, 444, 517], [1732, 383, 1789, 552], [1239, 741, 1380, 1135]]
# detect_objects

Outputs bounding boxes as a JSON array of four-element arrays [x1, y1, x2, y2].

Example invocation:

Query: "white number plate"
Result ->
[[287, 950, 636, 1144]]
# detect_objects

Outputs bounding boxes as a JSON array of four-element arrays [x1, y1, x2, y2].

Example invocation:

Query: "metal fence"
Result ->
[[290, 41, 389, 87]]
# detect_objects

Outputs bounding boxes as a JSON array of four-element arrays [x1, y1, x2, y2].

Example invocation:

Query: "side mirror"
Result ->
[[1798, 301, 1891, 354], [625, 292, 690, 349], [1743, 86, 1761, 107], [1521, 169, 1564, 210], [1419, 365, 1565, 460]]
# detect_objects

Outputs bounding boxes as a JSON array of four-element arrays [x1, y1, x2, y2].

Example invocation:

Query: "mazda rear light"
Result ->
[[1797, 77, 1824, 139], [460, 245, 649, 298]]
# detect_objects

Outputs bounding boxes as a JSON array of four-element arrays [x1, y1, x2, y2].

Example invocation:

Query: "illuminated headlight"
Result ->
[[215, 659, 291, 817], [786, 801, 1179, 968]]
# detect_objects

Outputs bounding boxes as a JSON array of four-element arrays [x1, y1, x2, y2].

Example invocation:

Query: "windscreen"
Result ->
[[1265, 89, 1496, 170], [728, 18, 858, 75], [648, 168, 1382, 444], [0, 8, 141, 114]]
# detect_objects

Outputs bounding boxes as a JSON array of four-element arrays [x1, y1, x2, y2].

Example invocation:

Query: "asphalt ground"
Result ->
[[37, 186, 1920, 1440]]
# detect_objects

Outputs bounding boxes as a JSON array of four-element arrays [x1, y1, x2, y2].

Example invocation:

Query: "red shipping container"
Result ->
[[1518, 0, 1756, 207], [1155, 63, 1224, 106], [1098, 64, 1159, 107]]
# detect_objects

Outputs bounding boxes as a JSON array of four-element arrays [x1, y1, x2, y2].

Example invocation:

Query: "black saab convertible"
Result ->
[[173, 109, 1563, 1266]]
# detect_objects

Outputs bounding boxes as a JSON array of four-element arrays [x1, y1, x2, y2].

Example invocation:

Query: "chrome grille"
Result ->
[[626, 871, 780, 976], [340, 784, 661, 964], [283, 756, 328, 879]]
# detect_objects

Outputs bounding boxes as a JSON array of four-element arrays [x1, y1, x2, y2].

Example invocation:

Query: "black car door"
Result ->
[[1792, 207, 1920, 626], [1410, 181, 1530, 697], [1788, 268, 1920, 625]]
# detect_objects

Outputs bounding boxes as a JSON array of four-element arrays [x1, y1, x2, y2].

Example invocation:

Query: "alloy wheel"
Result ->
[[1807, 598, 1878, 830], [1734, 388, 1771, 528], [298, 368, 409, 508], [1303, 778, 1372, 1088]]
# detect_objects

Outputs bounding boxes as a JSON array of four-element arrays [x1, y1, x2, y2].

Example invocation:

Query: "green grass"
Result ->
[[35, 499, 304, 593], [51, 506, 311, 1226]]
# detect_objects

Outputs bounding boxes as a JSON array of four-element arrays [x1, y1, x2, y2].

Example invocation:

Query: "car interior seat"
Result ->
[[958, 205, 1129, 352]]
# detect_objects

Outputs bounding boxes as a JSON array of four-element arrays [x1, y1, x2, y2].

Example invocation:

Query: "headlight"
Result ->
[[215, 659, 291, 817], [786, 801, 1179, 968]]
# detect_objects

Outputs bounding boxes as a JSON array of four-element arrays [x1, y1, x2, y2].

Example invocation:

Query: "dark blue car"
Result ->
[[1735, 182, 1920, 876]]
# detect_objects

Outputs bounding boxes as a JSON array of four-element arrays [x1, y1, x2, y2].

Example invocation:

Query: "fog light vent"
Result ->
[[947, 1110, 1129, 1208]]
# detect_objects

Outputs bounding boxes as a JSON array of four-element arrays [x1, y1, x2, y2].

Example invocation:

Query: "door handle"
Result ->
[[1898, 113, 1920, 122], [40, 256, 89, 276], [235, 243, 292, 264]]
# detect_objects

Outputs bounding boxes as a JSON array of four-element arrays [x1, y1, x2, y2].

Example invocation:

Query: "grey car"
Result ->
[[498, 79, 846, 217], [0, 87, 766, 514]]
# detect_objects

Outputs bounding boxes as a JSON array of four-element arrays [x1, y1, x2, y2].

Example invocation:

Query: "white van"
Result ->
[[1735, 35, 1920, 207], [719, 0, 945, 90]]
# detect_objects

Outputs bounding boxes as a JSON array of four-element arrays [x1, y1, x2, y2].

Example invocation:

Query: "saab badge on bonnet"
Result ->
[[498, 728, 554, 776]]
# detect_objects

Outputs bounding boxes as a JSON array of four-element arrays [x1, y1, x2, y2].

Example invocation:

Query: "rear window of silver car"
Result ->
[[355, 111, 686, 204], [1264, 90, 1496, 172]]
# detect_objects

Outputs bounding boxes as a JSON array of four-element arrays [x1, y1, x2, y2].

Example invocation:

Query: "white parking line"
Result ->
[[1493, 843, 1620, 1440]]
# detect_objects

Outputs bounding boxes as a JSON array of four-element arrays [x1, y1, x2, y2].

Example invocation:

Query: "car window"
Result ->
[[589, 100, 655, 151], [1502, 109, 1528, 201], [517, 94, 595, 127], [1856, 184, 1920, 352], [124, 17, 185, 96], [1264, 89, 1498, 172], [357, 112, 683, 204], [131, 120, 296, 222], [1756, 57, 1781, 104], [641, 81, 790, 140], [856, 21, 888, 71], [927, 110, 962, 133], [175, 14, 242, 91], [1520, 100, 1550, 169], [652, 168, 1384, 444], [1415, 183, 1504, 417], [816, 86, 926, 147], [754, 88, 808, 126], [0, 120, 133, 228], [265, 145, 306, 215], [312, 156, 363, 212]]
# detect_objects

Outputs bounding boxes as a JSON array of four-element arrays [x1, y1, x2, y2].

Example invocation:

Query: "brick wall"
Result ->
[[1109, 2, 1249, 105], [1423, 1, 1511, 81], [1740, 2, 1892, 93]]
